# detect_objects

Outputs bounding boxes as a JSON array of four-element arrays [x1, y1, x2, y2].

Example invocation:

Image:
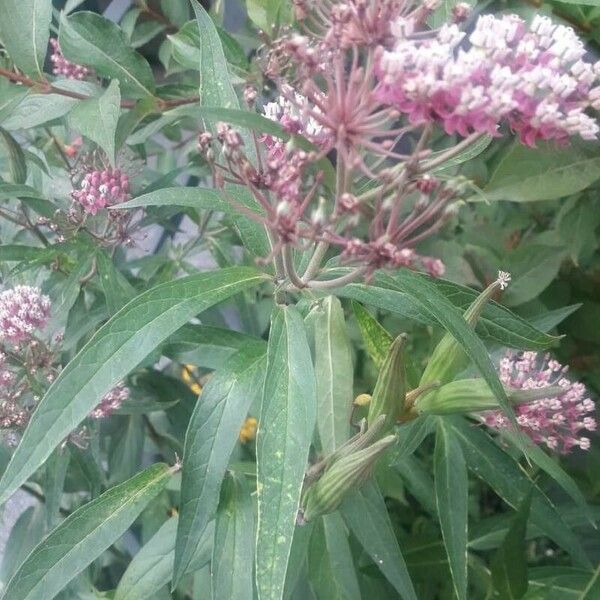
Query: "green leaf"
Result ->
[[0, 268, 268, 507], [174, 347, 266, 585], [2, 464, 173, 600], [190, 1, 238, 110], [68, 80, 121, 165], [308, 512, 361, 600], [0, 507, 45, 586], [246, 0, 291, 36], [163, 324, 265, 369], [484, 142, 600, 202], [256, 306, 317, 600], [95, 250, 136, 314], [504, 245, 566, 307], [434, 419, 468, 600], [351, 300, 392, 369], [313, 296, 353, 453], [115, 517, 213, 600], [491, 491, 532, 600], [115, 517, 178, 600], [0, 0, 51, 77], [108, 415, 145, 484], [0, 245, 50, 262], [338, 272, 559, 350], [1, 81, 100, 131], [340, 481, 417, 600], [59, 12, 155, 98], [118, 186, 243, 213], [212, 473, 255, 600], [0, 128, 27, 183], [448, 417, 590, 568], [431, 134, 493, 173]]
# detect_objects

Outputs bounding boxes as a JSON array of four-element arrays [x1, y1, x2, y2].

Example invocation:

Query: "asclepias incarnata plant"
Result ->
[[0, 0, 598, 598]]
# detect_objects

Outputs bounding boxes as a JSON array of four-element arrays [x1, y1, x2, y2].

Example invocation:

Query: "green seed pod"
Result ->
[[300, 434, 396, 523], [420, 274, 510, 387], [367, 334, 407, 432], [304, 415, 387, 485], [414, 378, 566, 415]]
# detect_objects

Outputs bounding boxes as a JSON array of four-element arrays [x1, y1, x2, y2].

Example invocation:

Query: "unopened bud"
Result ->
[[420, 271, 511, 387], [368, 334, 407, 432], [243, 86, 258, 106], [452, 2, 471, 23]]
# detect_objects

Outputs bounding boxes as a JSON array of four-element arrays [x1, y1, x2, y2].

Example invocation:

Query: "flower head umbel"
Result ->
[[89, 384, 129, 419], [0, 286, 51, 344], [71, 167, 131, 215], [375, 14, 600, 146], [49, 39, 91, 80], [483, 351, 596, 453]]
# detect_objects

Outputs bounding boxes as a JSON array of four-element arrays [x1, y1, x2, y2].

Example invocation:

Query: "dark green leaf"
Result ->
[[434, 419, 468, 600], [491, 491, 532, 600], [449, 418, 590, 568]]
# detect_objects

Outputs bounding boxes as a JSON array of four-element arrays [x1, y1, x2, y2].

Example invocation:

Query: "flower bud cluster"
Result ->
[[483, 352, 596, 453], [71, 168, 131, 215], [49, 39, 91, 80]]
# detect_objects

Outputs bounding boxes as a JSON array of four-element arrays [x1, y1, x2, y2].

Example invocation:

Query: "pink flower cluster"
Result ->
[[71, 168, 131, 215], [0, 286, 51, 344], [89, 383, 129, 419], [375, 14, 600, 146], [49, 39, 91, 80], [483, 351, 596, 453]]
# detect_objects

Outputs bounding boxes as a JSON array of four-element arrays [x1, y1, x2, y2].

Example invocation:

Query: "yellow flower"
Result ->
[[239, 417, 258, 443], [182, 365, 202, 396]]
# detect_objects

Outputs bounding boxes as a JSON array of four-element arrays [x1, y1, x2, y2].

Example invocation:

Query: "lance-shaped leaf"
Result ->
[[340, 481, 417, 600], [491, 491, 532, 600], [256, 306, 317, 600], [313, 297, 353, 454], [0, 267, 268, 507], [434, 419, 469, 600], [337, 271, 559, 350], [448, 417, 590, 568], [0, 0, 51, 77], [2, 464, 173, 600], [213, 473, 255, 600], [59, 11, 155, 98], [308, 512, 361, 600], [69, 79, 121, 166], [115, 516, 213, 600], [351, 300, 392, 369], [173, 347, 266, 585]]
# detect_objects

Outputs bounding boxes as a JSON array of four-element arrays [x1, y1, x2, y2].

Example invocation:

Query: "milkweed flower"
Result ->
[[71, 167, 131, 215], [483, 351, 596, 453], [0, 286, 51, 344], [375, 14, 600, 146], [49, 39, 91, 80]]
